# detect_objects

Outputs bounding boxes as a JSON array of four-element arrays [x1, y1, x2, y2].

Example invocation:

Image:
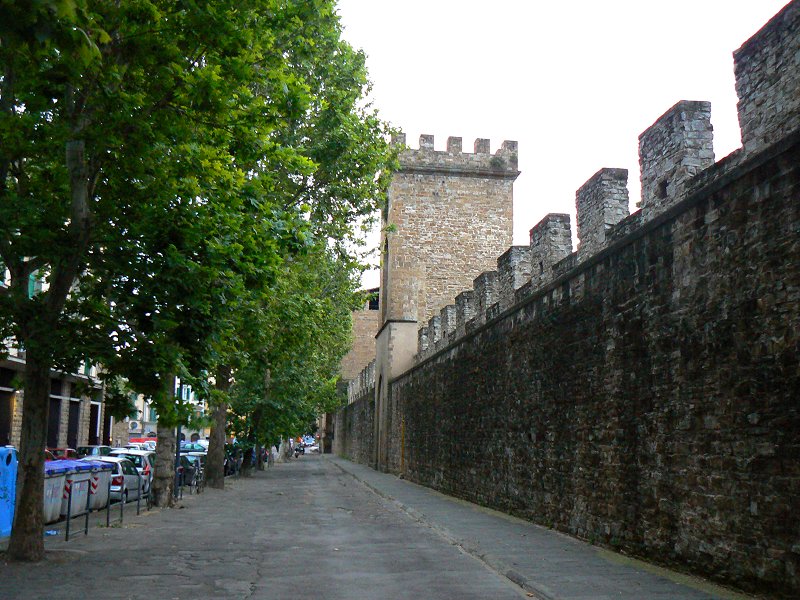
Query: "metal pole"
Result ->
[[174, 380, 183, 500], [65, 481, 72, 542], [136, 472, 141, 515], [106, 474, 111, 527], [84, 479, 91, 536]]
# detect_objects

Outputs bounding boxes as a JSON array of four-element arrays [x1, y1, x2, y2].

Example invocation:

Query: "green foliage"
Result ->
[[100, 376, 137, 421], [226, 244, 359, 445], [2, 0, 396, 556]]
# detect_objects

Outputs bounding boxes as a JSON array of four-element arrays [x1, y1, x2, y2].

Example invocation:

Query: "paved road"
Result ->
[[328, 457, 758, 600], [0, 455, 527, 600]]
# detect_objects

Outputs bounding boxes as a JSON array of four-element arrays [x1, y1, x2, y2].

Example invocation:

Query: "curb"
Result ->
[[327, 456, 551, 600]]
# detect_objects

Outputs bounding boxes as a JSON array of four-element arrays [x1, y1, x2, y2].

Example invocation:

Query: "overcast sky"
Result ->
[[336, 0, 789, 287]]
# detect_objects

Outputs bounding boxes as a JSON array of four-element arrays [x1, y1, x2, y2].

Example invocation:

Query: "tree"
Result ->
[[226, 244, 361, 466], [1, 0, 394, 560]]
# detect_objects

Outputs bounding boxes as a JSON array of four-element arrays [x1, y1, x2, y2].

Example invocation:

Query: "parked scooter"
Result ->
[[293, 444, 304, 458]]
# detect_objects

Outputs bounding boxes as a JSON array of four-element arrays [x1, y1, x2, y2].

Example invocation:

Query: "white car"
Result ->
[[83, 456, 145, 502], [110, 449, 156, 493]]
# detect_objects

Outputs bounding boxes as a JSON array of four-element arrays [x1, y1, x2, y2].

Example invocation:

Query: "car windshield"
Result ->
[[181, 443, 205, 452], [115, 453, 144, 467]]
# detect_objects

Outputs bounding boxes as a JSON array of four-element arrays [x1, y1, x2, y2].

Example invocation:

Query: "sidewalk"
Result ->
[[327, 456, 758, 600]]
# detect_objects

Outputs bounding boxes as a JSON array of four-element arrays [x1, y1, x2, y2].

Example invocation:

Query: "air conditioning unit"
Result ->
[[128, 421, 140, 431]]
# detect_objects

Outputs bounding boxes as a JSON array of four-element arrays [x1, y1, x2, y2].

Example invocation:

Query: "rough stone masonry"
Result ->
[[335, 2, 800, 597]]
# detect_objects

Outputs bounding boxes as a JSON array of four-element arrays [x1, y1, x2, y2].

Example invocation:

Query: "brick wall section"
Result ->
[[497, 246, 532, 312], [639, 100, 715, 222], [8, 375, 100, 448], [387, 137, 800, 597], [333, 390, 374, 464], [470, 271, 499, 330], [735, 1, 800, 155], [78, 396, 91, 446], [346, 360, 375, 405], [10, 391, 22, 448], [576, 168, 630, 260], [529, 214, 573, 289], [340, 307, 380, 383], [381, 134, 518, 326]]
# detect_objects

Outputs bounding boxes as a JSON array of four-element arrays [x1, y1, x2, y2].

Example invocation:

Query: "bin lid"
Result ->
[[80, 459, 113, 472], [44, 460, 71, 475], [56, 459, 95, 473]]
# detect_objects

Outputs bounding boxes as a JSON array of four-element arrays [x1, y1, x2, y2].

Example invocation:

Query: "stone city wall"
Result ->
[[333, 390, 374, 464], [335, 2, 800, 595], [391, 133, 799, 596]]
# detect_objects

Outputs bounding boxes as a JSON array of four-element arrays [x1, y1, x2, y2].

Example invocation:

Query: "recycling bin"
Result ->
[[58, 460, 94, 517], [43, 460, 70, 523], [0, 447, 17, 538], [85, 461, 113, 510]]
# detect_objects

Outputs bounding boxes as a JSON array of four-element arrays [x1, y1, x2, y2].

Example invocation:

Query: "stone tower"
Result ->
[[373, 133, 519, 470]]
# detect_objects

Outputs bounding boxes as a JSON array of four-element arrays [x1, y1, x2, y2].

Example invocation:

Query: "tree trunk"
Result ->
[[153, 425, 176, 507], [241, 447, 254, 477], [256, 443, 264, 471], [152, 375, 176, 507], [205, 365, 230, 489], [7, 352, 50, 561], [276, 439, 291, 463]]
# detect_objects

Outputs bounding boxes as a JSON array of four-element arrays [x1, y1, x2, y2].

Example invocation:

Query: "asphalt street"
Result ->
[[0, 455, 529, 600]]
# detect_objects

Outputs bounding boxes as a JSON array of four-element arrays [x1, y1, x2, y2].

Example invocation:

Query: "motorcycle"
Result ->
[[293, 444, 305, 458]]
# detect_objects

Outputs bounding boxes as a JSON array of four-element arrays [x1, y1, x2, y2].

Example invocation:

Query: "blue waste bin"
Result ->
[[0, 446, 18, 538]]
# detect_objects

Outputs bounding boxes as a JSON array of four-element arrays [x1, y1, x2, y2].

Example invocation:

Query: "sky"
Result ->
[[335, 0, 790, 288]]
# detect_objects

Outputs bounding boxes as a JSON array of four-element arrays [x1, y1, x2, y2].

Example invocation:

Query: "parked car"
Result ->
[[48, 447, 77, 459], [179, 442, 206, 453], [127, 438, 157, 451], [81, 456, 144, 502], [76, 445, 113, 458], [110, 449, 155, 493], [44, 449, 56, 461]]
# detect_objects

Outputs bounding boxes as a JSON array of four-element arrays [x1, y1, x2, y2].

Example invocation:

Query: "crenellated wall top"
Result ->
[[391, 133, 519, 179]]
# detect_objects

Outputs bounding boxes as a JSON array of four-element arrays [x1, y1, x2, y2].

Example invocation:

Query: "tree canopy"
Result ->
[[1, 0, 395, 560]]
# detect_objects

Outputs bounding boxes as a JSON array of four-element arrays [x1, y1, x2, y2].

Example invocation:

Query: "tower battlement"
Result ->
[[392, 133, 519, 178]]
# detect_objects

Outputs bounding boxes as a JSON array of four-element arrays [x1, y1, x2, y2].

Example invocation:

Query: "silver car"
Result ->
[[85, 456, 144, 502], [110, 449, 155, 493]]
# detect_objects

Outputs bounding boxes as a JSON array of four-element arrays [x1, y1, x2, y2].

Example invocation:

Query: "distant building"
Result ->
[[1, 267, 108, 449]]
